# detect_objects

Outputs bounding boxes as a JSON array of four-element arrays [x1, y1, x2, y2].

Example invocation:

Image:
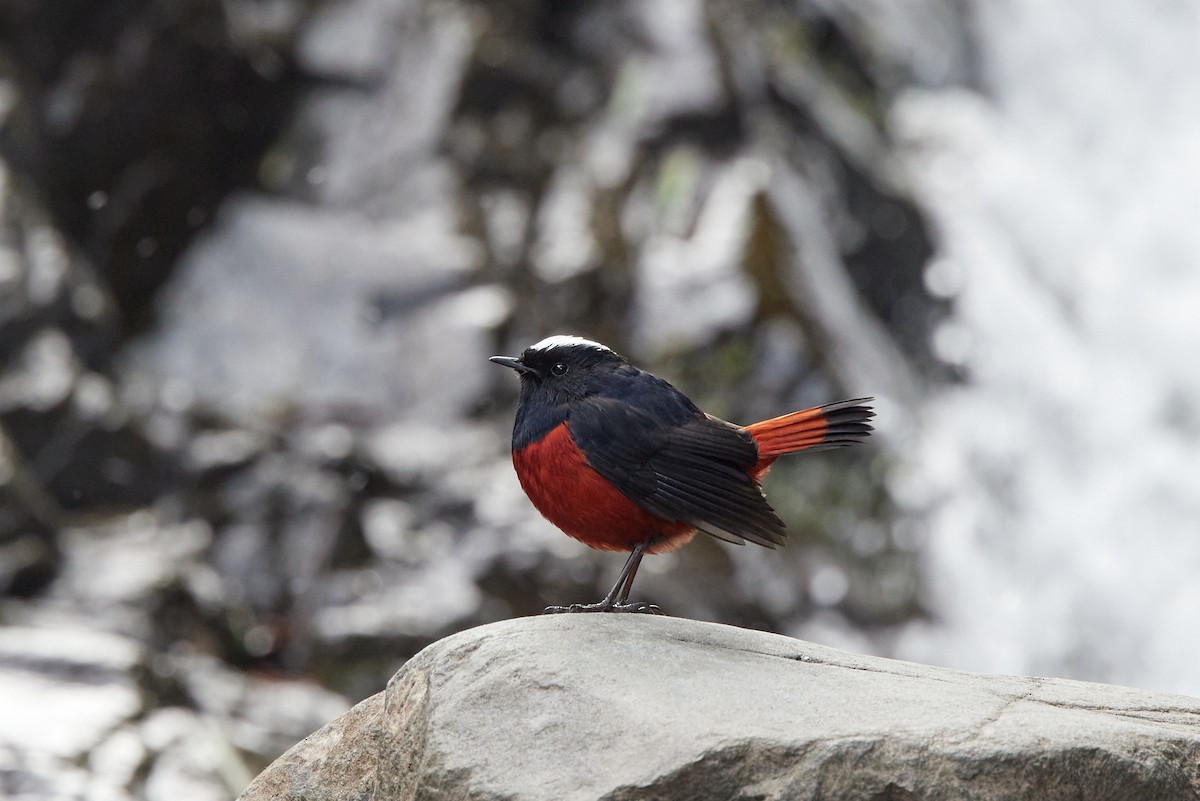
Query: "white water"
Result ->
[[891, 1, 1200, 694]]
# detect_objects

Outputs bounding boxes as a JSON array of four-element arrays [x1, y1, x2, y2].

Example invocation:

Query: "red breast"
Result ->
[[514, 422, 696, 553]]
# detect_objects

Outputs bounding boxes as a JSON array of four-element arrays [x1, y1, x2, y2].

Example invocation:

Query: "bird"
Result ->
[[491, 335, 874, 614]]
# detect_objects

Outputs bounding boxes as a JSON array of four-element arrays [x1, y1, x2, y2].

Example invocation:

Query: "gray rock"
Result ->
[[239, 615, 1200, 801]]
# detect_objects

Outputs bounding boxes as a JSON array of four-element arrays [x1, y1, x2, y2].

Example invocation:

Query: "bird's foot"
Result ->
[[542, 600, 665, 615]]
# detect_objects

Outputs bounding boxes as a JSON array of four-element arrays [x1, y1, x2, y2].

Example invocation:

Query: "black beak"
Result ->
[[489, 355, 537, 375]]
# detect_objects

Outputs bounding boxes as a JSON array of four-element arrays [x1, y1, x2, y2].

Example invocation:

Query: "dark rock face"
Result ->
[[240, 616, 1200, 801], [0, 0, 302, 333], [0, 0, 301, 598]]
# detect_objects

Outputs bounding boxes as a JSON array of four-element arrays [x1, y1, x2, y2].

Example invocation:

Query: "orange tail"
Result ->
[[745, 398, 874, 474]]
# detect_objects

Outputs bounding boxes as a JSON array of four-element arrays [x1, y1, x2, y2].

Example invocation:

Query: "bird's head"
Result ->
[[490, 335, 628, 404]]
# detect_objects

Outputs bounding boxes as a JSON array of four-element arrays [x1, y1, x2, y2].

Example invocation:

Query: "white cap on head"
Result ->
[[526, 335, 611, 353]]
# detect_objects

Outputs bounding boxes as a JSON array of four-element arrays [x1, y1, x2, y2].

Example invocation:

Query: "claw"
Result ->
[[617, 601, 664, 615], [542, 604, 579, 614]]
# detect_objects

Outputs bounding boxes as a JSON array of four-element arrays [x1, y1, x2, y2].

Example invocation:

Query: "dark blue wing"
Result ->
[[567, 392, 787, 549]]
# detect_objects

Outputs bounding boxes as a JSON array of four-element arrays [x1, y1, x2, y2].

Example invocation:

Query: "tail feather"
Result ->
[[746, 398, 875, 463]]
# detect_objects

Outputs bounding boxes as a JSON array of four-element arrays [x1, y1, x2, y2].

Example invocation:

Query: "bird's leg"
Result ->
[[543, 541, 664, 614], [608, 545, 662, 613], [614, 549, 643, 605]]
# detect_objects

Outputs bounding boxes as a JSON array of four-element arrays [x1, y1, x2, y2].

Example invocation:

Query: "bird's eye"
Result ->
[[551, 362, 569, 376]]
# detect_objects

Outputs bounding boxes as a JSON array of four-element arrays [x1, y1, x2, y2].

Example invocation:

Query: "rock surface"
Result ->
[[239, 615, 1200, 801]]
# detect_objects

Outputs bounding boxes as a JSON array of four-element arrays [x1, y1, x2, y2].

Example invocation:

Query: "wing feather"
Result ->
[[569, 399, 788, 549]]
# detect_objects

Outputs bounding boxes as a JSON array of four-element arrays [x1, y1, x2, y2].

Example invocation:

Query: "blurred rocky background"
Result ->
[[4, 0, 1200, 798]]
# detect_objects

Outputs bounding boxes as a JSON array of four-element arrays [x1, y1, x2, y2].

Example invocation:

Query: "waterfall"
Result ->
[[892, 1, 1200, 693]]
